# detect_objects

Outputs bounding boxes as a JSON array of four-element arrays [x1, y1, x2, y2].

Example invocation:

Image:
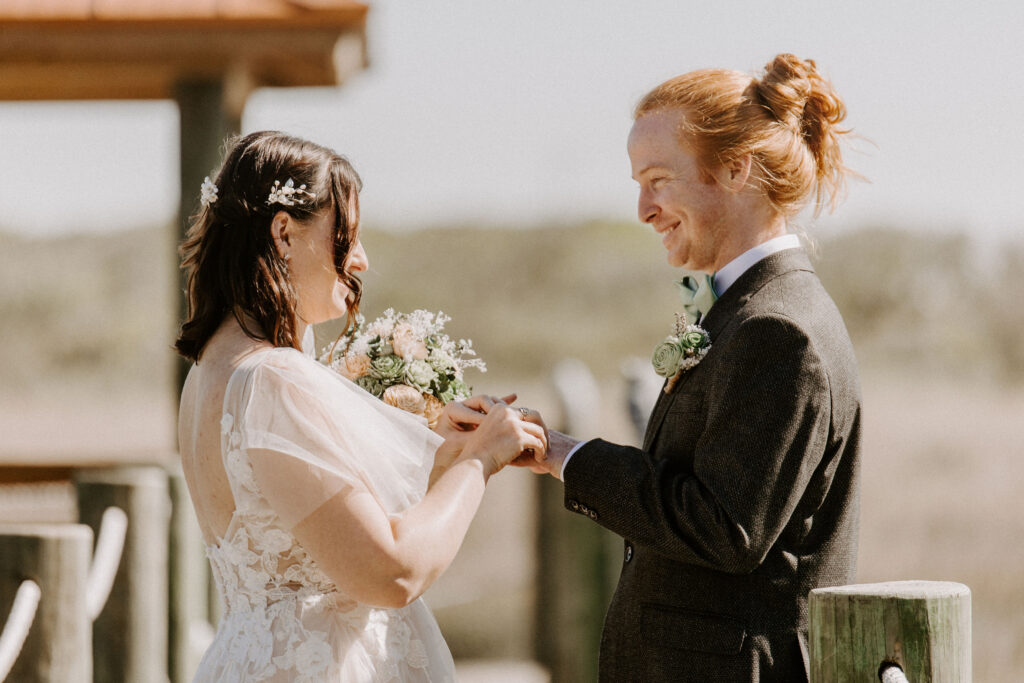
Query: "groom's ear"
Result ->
[[722, 154, 753, 193]]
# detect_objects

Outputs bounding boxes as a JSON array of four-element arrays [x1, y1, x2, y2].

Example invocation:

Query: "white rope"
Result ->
[[86, 506, 128, 622], [880, 663, 910, 683], [0, 580, 41, 681]]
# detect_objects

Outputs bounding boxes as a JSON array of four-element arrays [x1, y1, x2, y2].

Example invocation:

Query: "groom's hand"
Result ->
[[506, 411, 580, 480], [526, 430, 579, 480]]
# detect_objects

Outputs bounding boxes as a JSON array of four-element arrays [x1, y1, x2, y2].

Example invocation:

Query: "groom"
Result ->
[[527, 64, 861, 681]]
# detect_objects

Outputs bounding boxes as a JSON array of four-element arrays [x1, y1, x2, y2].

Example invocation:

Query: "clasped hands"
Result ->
[[434, 394, 577, 480]]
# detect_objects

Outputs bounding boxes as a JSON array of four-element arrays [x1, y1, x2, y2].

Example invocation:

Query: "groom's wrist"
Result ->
[[559, 439, 588, 480], [545, 431, 583, 481]]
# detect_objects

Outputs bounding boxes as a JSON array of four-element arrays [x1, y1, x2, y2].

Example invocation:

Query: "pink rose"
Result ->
[[392, 323, 429, 361], [340, 353, 372, 379], [382, 384, 427, 416], [423, 395, 445, 429]]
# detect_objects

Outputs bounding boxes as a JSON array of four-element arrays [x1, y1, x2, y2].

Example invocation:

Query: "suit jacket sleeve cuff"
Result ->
[[561, 438, 654, 529], [559, 439, 590, 480]]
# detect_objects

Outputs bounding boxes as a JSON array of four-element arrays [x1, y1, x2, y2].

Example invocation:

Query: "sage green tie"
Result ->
[[675, 271, 718, 325]]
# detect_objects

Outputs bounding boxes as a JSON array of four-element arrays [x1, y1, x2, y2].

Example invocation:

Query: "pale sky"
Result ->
[[0, 0, 1021, 242]]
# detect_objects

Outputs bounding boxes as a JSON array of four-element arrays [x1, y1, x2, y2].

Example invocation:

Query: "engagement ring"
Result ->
[[518, 407, 531, 419]]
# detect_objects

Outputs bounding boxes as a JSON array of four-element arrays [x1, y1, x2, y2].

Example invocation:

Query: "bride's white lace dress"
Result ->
[[193, 347, 456, 682]]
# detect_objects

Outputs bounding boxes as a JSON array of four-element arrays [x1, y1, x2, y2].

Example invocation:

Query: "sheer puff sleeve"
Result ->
[[224, 348, 444, 530]]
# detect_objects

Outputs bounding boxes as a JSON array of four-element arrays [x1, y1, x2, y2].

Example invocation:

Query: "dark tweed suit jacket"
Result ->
[[563, 248, 861, 682]]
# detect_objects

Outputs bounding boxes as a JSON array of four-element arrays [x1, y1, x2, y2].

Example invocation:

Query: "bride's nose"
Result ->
[[348, 240, 369, 273]]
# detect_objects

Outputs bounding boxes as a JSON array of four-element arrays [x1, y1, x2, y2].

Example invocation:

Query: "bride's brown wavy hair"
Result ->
[[175, 131, 363, 362]]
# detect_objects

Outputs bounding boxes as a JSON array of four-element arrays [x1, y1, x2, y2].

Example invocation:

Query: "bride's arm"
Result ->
[[289, 403, 545, 609]]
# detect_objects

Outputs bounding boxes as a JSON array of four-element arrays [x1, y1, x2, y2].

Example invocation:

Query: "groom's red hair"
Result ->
[[635, 53, 852, 219]]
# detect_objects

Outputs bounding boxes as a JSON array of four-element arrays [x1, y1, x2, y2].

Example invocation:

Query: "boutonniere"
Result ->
[[652, 314, 712, 393]]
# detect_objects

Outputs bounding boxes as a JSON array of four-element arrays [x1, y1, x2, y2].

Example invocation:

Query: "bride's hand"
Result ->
[[459, 402, 547, 478], [430, 394, 518, 483], [432, 393, 517, 441], [507, 407, 551, 474]]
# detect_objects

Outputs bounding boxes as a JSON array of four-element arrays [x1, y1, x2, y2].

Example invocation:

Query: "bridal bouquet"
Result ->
[[321, 309, 486, 427]]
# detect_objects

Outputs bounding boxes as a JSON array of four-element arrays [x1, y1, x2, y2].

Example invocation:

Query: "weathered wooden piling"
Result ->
[[809, 580, 971, 682], [0, 524, 93, 682], [167, 464, 213, 683], [76, 466, 170, 683], [534, 359, 617, 683]]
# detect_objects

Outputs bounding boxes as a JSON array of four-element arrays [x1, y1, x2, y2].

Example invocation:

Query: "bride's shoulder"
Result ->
[[228, 346, 347, 409], [228, 346, 311, 389]]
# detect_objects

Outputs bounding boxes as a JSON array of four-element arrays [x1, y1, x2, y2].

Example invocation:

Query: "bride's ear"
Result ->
[[270, 211, 292, 259]]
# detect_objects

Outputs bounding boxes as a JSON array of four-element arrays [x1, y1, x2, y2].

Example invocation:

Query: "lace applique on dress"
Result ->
[[192, 351, 453, 682]]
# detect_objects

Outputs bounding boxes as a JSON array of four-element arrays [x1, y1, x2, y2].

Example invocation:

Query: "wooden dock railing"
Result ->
[[0, 505, 127, 683]]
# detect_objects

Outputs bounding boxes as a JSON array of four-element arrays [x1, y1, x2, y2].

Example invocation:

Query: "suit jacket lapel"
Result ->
[[641, 247, 814, 452], [642, 380, 675, 450]]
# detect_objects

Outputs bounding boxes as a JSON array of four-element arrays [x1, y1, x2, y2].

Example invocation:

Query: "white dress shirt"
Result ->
[[559, 232, 802, 479]]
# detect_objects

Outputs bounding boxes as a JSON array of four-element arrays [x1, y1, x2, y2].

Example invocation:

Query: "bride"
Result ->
[[175, 131, 547, 682]]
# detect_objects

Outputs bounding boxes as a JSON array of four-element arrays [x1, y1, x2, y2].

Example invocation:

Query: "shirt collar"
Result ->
[[713, 233, 802, 296]]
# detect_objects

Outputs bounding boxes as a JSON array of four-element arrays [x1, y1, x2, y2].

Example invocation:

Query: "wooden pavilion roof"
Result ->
[[0, 0, 370, 101]]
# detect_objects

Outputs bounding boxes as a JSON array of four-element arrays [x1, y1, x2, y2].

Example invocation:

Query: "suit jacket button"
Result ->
[[624, 543, 633, 563], [589, 511, 598, 520], [570, 500, 580, 511]]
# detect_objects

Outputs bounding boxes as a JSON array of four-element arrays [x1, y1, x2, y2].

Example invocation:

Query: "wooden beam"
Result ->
[[0, 24, 367, 101], [0, 1, 368, 25]]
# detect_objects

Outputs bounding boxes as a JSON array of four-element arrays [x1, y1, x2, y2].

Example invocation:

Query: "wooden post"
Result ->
[[809, 580, 971, 683], [0, 524, 93, 682], [173, 80, 239, 635], [167, 464, 213, 683], [534, 359, 616, 683], [173, 78, 241, 395], [76, 466, 170, 683]]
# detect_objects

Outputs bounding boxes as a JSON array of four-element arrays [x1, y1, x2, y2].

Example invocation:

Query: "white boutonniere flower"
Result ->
[[652, 314, 711, 393]]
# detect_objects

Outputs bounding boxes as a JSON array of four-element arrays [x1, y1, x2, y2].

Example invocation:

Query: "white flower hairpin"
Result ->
[[200, 176, 219, 207], [267, 179, 316, 207]]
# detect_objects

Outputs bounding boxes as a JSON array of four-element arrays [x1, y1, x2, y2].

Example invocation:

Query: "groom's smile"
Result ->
[[628, 108, 730, 273]]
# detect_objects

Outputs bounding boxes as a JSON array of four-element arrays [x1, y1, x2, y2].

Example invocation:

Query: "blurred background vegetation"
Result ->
[[4, 221, 1020, 389], [2, 221, 1023, 679]]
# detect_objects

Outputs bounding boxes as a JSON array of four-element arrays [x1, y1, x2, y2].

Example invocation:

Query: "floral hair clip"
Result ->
[[200, 176, 218, 207], [267, 178, 316, 207]]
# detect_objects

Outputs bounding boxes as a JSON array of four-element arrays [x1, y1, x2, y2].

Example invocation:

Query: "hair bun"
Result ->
[[757, 53, 816, 130], [758, 53, 845, 134], [756, 53, 848, 194]]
